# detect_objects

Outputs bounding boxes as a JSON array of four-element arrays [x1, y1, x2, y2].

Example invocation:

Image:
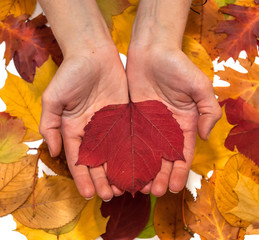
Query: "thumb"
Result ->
[[39, 92, 63, 157], [193, 79, 222, 140]]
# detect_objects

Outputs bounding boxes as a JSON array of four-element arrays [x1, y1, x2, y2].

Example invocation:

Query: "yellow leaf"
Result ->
[[0, 58, 58, 141], [13, 175, 87, 229], [0, 154, 39, 216], [214, 59, 259, 112], [182, 35, 214, 81], [15, 196, 108, 240], [228, 173, 259, 225], [186, 175, 240, 240], [0, 112, 28, 163], [111, 0, 138, 55], [0, 0, 36, 21], [235, 0, 256, 7], [97, 0, 131, 29], [215, 154, 259, 227], [192, 106, 236, 176]]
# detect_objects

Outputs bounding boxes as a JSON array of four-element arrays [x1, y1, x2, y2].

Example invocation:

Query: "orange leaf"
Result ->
[[216, 4, 259, 62], [185, 0, 225, 60], [186, 174, 240, 239], [215, 59, 259, 112]]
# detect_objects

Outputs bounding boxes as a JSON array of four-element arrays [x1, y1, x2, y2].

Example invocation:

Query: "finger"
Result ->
[[151, 159, 173, 197], [40, 93, 63, 157], [140, 182, 152, 194], [89, 166, 113, 201], [111, 185, 124, 196], [63, 135, 95, 199], [192, 78, 222, 140]]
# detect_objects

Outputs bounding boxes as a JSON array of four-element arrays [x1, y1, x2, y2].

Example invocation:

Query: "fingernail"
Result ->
[[207, 130, 212, 140], [103, 198, 112, 202], [169, 189, 179, 194], [49, 148, 53, 158], [85, 196, 94, 201]]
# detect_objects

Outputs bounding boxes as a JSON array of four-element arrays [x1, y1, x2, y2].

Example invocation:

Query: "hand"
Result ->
[[39, 44, 128, 201], [126, 44, 222, 197]]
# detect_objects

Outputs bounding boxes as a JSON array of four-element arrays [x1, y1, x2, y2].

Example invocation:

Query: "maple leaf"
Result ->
[[0, 14, 62, 82], [229, 173, 259, 225], [192, 106, 236, 176], [0, 58, 58, 141], [214, 58, 259, 112], [153, 189, 195, 240], [77, 100, 184, 195], [13, 175, 87, 229], [97, 0, 131, 30], [223, 98, 259, 166], [101, 192, 150, 240], [0, 112, 28, 163], [0, 0, 36, 21], [185, 0, 225, 60], [186, 173, 240, 239], [39, 142, 72, 178], [215, 154, 259, 227], [0, 154, 38, 217], [15, 196, 108, 240], [215, 4, 259, 62]]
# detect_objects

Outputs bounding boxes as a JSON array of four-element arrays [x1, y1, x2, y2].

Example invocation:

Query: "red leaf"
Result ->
[[223, 98, 259, 166], [216, 4, 259, 62], [77, 100, 184, 195], [0, 14, 62, 82], [101, 192, 150, 240]]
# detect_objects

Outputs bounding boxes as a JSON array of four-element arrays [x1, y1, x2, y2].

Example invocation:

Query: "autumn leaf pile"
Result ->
[[0, 0, 259, 239]]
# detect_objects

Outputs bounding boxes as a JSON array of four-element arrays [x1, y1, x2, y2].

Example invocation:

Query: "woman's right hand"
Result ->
[[39, 44, 129, 201]]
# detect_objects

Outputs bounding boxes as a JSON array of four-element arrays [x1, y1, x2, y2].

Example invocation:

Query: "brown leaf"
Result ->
[[153, 189, 195, 240], [13, 175, 86, 229], [39, 142, 71, 178], [0, 154, 39, 217], [187, 174, 240, 239]]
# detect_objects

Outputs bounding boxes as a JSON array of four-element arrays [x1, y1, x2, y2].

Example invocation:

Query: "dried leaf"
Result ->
[[246, 224, 259, 235], [0, 154, 38, 216], [187, 174, 240, 239], [13, 175, 86, 229], [192, 106, 235, 176], [153, 189, 195, 240], [0, 112, 28, 163], [39, 142, 71, 178], [228, 173, 259, 225], [0, 0, 36, 20], [215, 154, 259, 227], [0, 14, 62, 82], [0, 58, 58, 141], [101, 192, 150, 240], [216, 4, 259, 62], [185, 0, 225, 60], [223, 98, 259, 166], [78, 100, 184, 195], [15, 196, 108, 240], [97, 0, 131, 29], [215, 59, 259, 112]]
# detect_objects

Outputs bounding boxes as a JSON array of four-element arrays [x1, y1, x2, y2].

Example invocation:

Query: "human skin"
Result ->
[[38, 0, 128, 201], [38, 0, 222, 200], [127, 0, 222, 196]]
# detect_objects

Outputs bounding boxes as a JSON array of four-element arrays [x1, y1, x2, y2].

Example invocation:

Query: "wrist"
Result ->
[[130, 0, 191, 49]]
